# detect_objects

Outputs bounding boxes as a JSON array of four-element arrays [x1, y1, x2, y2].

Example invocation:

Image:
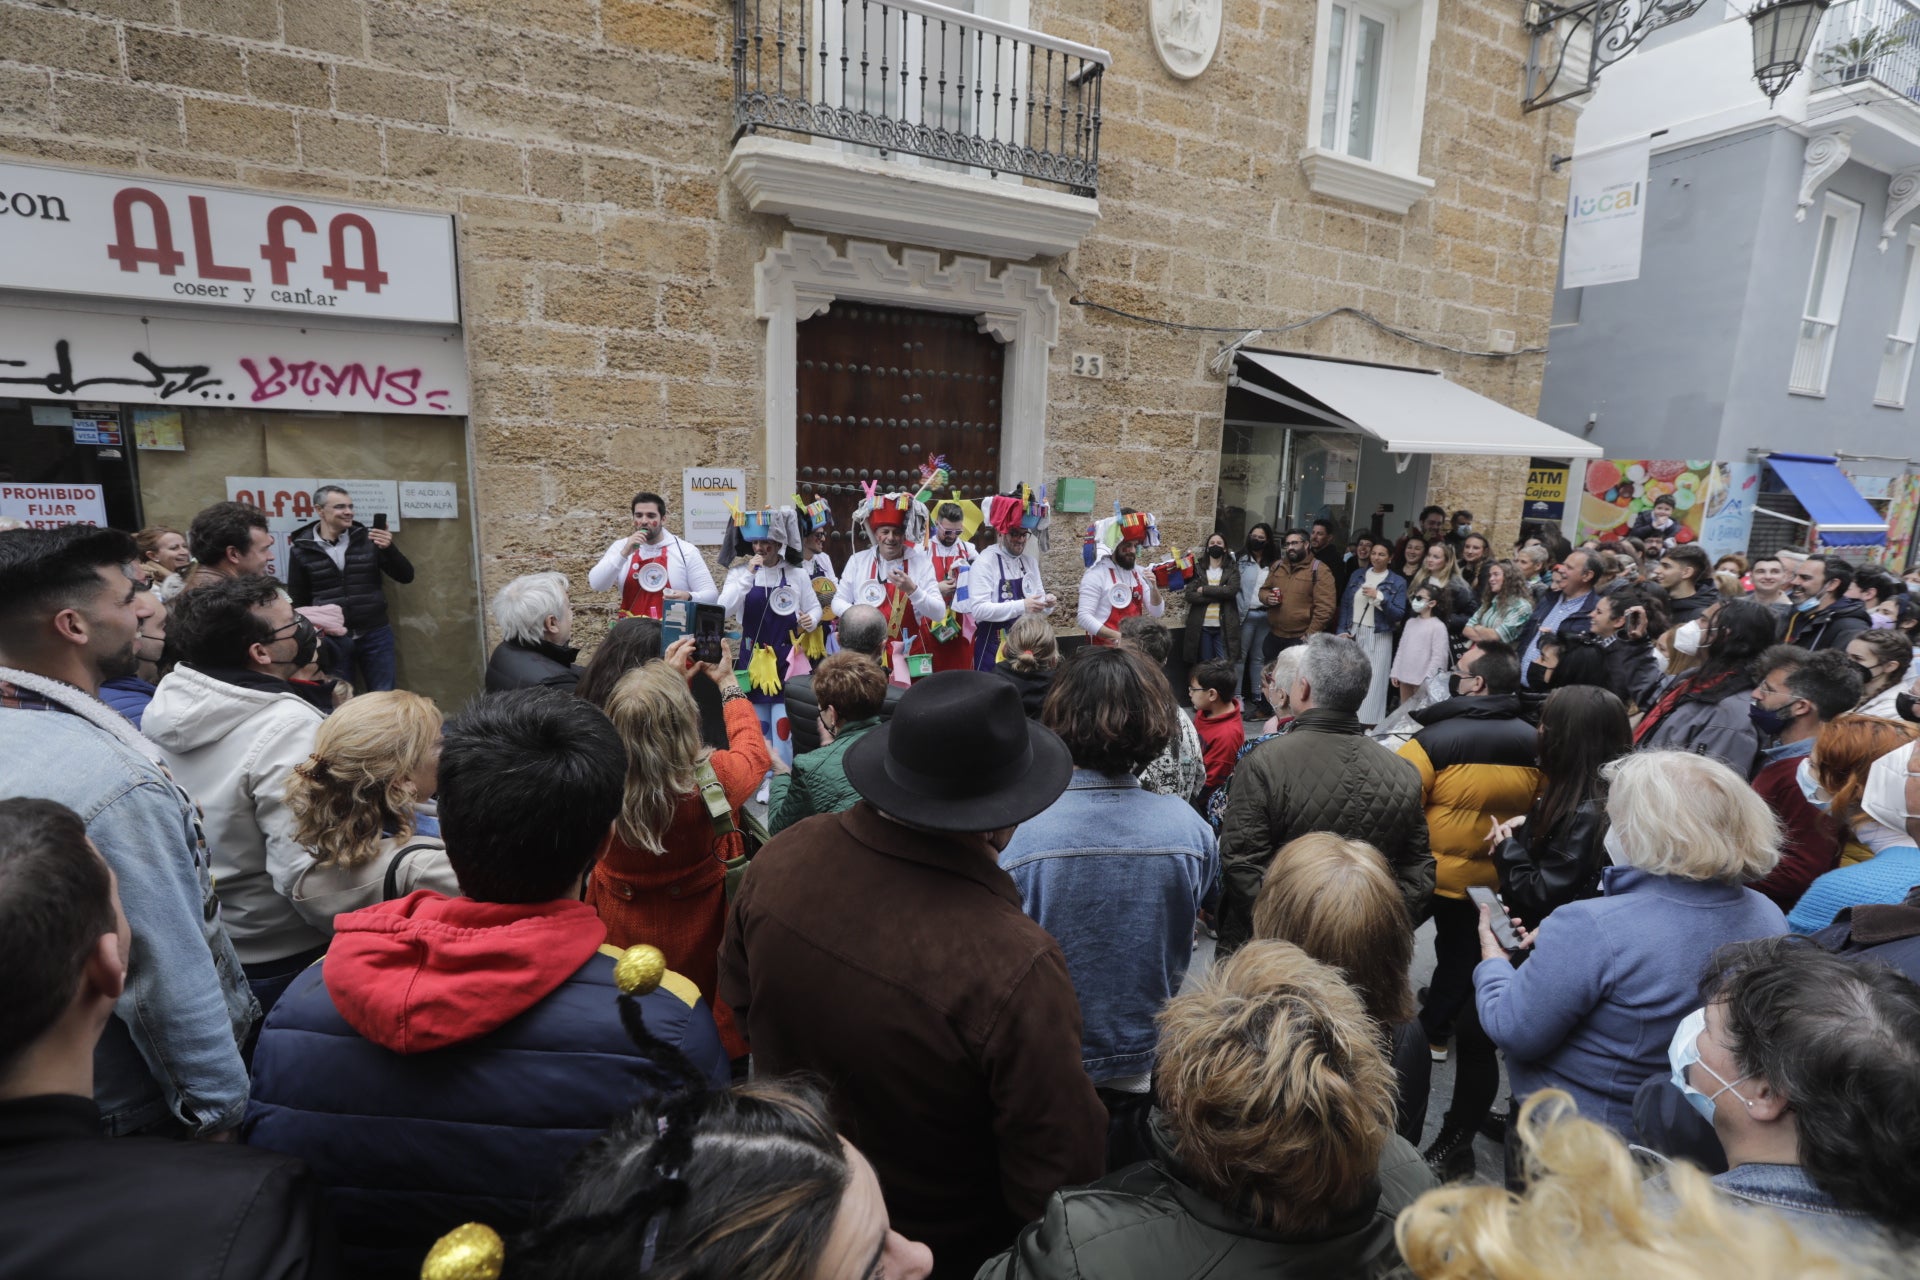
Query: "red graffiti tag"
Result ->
[[239, 356, 452, 411]]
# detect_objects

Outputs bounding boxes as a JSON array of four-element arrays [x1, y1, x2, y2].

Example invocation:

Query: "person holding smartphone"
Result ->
[[1587, 585, 1666, 713], [285, 484, 414, 692]]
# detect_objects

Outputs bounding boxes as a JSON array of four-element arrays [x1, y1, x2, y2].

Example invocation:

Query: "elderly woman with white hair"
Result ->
[[1471, 750, 1788, 1140], [483, 570, 585, 692]]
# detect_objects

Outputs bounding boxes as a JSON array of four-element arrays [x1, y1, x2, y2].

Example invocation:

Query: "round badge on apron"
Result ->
[[1107, 579, 1135, 609], [637, 562, 670, 592], [857, 580, 888, 606], [768, 584, 800, 616]]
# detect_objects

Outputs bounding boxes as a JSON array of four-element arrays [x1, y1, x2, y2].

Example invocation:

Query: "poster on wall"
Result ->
[[1577, 459, 1729, 547], [1562, 138, 1650, 288], [1696, 462, 1762, 563], [1879, 472, 1920, 571], [226, 476, 402, 581], [1, 483, 107, 529], [683, 468, 746, 546], [1523, 457, 1570, 523], [133, 409, 186, 451]]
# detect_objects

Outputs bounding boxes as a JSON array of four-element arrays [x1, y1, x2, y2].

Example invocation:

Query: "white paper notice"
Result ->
[[1, 482, 107, 528], [400, 481, 459, 519]]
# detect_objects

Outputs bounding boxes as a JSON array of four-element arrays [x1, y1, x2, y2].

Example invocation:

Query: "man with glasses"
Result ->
[[1257, 528, 1336, 664], [144, 575, 330, 1017], [1518, 550, 1599, 689]]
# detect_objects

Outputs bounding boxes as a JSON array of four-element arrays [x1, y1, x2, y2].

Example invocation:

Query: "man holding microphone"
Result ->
[[588, 490, 719, 619]]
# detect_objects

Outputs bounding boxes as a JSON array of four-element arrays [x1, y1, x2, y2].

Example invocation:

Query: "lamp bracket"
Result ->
[[1523, 0, 1711, 112]]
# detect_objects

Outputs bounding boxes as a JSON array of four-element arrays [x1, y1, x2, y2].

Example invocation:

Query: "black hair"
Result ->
[[1684, 599, 1778, 689], [1311, 517, 1335, 535], [575, 617, 664, 711], [186, 500, 268, 568], [1280, 528, 1309, 544], [1451, 509, 1473, 522], [1118, 616, 1172, 663], [1545, 631, 1611, 692], [1651, 494, 1675, 509], [1465, 639, 1521, 695], [166, 574, 283, 669], [1852, 565, 1903, 603], [1191, 658, 1237, 700], [1043, 647, 1177, 773], [0, 798, 117, 1079], [1597, 583, 1669, 639], [0, 525, 139, 639], [631, 492, 667, 515], [1418, 505, 1445, 522], [1662, 543, 1711, 586], [1244, 523, 1275, 568], [936, 502, 964, 523], [1808, 554, 1855, 595], [1535, 687, 1631, 838], [1778, 648, 1865, 721], [437, 690, 627, 903], [1702, 935, 1920, 1239], [1893, 594, 1920, 638]]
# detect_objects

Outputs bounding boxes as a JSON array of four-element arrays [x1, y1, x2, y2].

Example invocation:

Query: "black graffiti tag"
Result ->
[[0, 339, 223, 399]]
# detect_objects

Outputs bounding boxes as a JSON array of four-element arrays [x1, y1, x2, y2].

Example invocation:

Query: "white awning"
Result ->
[[1231, 350, 1603, 459]]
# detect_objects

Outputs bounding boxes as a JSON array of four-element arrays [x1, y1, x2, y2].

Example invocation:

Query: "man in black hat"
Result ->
[[719, 670, 1103, 1280]]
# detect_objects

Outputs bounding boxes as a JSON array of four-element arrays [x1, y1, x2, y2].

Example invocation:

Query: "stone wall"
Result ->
[[0, 0, 1574, 639]]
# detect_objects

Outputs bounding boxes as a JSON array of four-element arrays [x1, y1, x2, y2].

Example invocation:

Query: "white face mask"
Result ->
[[1604, 826, 1632, 866], [1673, 619, 1705, 656], [1652, 647, 1671, 674], [1795, 757, 1832, 811], [1410, 598, 1432, 614], [1861, 742, 1920, 838]]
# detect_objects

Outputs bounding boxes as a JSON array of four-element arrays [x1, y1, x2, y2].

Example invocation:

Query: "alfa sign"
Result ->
[[0, 161, 459, 324]]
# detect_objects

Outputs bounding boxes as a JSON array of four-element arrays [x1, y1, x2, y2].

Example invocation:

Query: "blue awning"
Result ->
[[1765, 453, 1886, 547]]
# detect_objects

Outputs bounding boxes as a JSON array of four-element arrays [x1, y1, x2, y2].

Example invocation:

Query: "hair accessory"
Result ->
[[794, 494, 834, 533], [420, 1223, 505, 1280], [614, 944, 667, 997]]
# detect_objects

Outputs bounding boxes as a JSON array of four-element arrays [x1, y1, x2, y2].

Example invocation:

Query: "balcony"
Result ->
[[726, 0, 1110, 260], [1812, 0, 1920, 100], [1790, 317, 1838, 395]]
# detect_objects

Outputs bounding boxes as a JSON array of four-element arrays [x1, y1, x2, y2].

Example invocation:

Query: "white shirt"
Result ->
[[959, 546, 1045, 624], [805, 551, 839, 592], [832, 546, 947, 625], [1076, 558, 1164, 638], [718, 561, 822, 631], [588, 532, 719, 603]]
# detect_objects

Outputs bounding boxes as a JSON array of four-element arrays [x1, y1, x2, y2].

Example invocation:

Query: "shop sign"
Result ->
[[0, 304, 467, 415], [1562, 139, 1649, 288], [684, 467, 747, 546], [1522, 457, 1570, 521], [0, 161, 459, 324], [1, 482, 107, 529], [1697, 463, 1761, 563]]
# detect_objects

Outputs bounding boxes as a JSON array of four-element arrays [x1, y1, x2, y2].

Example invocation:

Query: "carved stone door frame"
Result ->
[[754, 232, 1059, 505]]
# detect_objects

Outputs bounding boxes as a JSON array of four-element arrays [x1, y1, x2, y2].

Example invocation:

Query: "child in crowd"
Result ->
[[1392, 584, 1451, 704], [1187, 659, 1245, 810]]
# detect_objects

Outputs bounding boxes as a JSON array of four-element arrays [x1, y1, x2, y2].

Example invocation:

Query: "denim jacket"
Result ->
[[1337, 569, 1408, 636], [0, 670, 256, 1135], [1712, 1163, 1896, 1256], [1000, 770, 1219, 1082]]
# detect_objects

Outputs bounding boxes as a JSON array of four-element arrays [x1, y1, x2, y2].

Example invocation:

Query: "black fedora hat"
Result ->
[[842, 670, 1072, 831]]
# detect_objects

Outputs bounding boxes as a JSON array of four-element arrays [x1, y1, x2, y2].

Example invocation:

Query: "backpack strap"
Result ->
[[382, 841, 441, 900], [695, 758, 736, 838]]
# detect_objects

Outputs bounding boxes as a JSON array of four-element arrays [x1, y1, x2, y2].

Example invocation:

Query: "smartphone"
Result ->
[[372, 512, 388, 531], [660, 600, 691, 649], [691, 603, 726, 666], [1468, 886, 1521, 950]]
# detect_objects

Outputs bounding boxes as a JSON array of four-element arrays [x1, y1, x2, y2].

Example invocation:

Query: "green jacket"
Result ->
[[974, 1125, 1432, 1280], [767, 717, 881, 835]]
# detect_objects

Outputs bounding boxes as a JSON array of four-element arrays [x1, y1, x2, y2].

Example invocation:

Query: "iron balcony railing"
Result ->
[[731, 0, 1110, 195], [1813, 0, 1920, 98]]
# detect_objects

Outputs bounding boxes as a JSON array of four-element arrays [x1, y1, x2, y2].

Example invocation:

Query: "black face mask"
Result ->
[[1207, 545, 1225, 559], [1897, 691, 1920, 725], [1527, 661, 1552, 689], [286, 616, 319, 669]]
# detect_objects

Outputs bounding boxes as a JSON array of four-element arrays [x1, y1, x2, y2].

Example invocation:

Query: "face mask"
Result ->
[[1527, 661, 1552, 688], [1794, 595, 1818, 613], [1667, 1009, 1752, 1126], [1748, 699, 1796, 737], [1207, 545, 1225, 559], [1603, 826, 1630, 866], [291, 616, 319, 669], [1897, 691, 1920, 725], [1870, 612, 1895, 630], [1795, 757, 1832, 810], [1849, 660, 1878, 686], [1652, 647, 1671, 673], [1672, 620, 1704, 656], [1861, 743, 1920, 833], [1410, 598, 1431, 614], [1455, 523, 1472, 536], [1448, 673, 1478, 698]]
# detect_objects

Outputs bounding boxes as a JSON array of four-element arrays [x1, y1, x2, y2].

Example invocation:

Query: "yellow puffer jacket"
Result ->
[[1396, 696, 1542, 899]]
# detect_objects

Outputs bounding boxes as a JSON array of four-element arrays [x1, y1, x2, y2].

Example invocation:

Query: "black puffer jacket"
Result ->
[[1218, 708, 1434, 950], [1783, 597, 1871, 652], [285, 522, 414, 631], [484, 639, 582, 693]]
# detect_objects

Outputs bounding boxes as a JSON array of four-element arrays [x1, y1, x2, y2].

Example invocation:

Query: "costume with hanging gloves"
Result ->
[[962, 483, 1054, 670], [717, 505, 820, 769], [1076, 506, 1165, 646], [831, 485, 946, 685]]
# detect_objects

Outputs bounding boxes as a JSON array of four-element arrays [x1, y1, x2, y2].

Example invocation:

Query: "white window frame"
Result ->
[[1875, 226, 1920, 408], [1789, 192, 1862, 397], [1299, 0, 1438, 215], [1319, 2, 1395, 164]]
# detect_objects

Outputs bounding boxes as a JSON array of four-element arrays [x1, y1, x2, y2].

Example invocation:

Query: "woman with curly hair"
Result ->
[[283, 690, 457, 929]]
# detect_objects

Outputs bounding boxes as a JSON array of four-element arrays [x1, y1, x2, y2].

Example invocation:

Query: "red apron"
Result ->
[[918, 542, 975, 673], [619, 546, 669, 619], [1092, 566, 1144, 647]]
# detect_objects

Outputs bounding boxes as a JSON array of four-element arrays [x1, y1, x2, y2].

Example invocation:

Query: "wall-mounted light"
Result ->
[[1748, 0, 1833, 103]]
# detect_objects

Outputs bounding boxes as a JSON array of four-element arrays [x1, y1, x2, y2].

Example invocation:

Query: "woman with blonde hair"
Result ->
[[134, 524, 193, 601], [1408, 541, 1474, 640], [1472, 750, 1788, 1144], [1395, 1091, 1877, 1280], [284, 690, 457, 929], [1253, 833, 1427, 1142], [978, 940, 1437, 1278], [991, 612, 1059, 720], [589, 637, 767, 1051]]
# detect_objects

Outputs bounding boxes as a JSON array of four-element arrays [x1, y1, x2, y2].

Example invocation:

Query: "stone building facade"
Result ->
[[1, 0, 1583, 686]]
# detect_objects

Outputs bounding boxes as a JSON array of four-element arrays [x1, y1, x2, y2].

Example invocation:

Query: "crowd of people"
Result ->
[[2, 483, 1920, 1280]]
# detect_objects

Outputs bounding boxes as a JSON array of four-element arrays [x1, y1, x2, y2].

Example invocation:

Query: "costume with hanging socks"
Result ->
[[963, 482, 1056, 670], [1076, 504, 1166, 645]]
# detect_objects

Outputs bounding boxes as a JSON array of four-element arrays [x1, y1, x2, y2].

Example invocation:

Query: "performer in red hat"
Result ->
[[831, 487, 945, 685], [1077, 510, 1165, 646]]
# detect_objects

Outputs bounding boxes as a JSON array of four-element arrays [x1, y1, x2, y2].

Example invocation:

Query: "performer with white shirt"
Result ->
[[916, 502, 978, 673], [586, 490, 719, 619], [794, 495, 840, 652], [1077, 509, 1165, 646], [718, 506, 821, 770], [961, 521, 1050, 671], [832, 489, 945, 684]]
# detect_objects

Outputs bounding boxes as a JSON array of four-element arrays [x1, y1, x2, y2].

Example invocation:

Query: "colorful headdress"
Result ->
[[1081, 504, 1159, 567], [794, 494, 833, 535], [719, 503, 805, 567], [852, 481, 929, 546], [913, 454, 952, 503]]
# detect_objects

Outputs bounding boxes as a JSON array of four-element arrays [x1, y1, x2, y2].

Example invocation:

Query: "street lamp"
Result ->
[[1748, 0, 1833, 102]]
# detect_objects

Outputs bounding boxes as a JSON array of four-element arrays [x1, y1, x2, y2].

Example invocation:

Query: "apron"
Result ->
[[1092, 565, 1144, 647], [809, 560, 841, 656], [919, 540, 975, 673], [859, 555, 917, 684], [972, 550, 1026, 671], [740, 570, 796, 768], [619, 543, 672, 619]]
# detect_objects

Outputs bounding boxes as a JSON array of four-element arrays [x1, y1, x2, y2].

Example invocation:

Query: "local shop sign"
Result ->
[[0, 161, 459, 325]]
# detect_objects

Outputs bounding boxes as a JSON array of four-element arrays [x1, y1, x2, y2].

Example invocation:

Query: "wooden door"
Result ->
[[795, 302, 1004, 569]]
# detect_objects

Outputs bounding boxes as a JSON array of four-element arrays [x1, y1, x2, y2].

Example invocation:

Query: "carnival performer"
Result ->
[[832, 486, 946, 685], [962, 489, 1053, 671], [587, 490, 719, 619], [796, 495, 840, 655], [717, 506, 821, 770], [917, 501, 979, 673], [1077, 508, 1165, 646]]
